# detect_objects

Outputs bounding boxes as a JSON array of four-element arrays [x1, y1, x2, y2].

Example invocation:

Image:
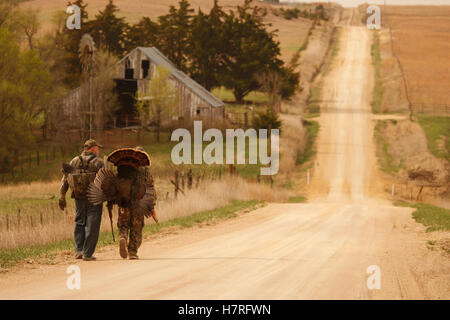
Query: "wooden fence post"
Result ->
[[187, 169, 193, 190], [40, 212, 43, 225], [6, 214, 9, 231], [181, 170, 185, 190], [174, 170, 179, 199], [196, 175, 201, 188], [416, 185, 424, 201], [17, 209, 21, 228]]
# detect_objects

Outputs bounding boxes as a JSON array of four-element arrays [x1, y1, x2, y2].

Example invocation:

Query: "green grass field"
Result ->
[[0, 131, 178, 184], [394, 201, 450, 232], [417, 115, 450, 161], [1, 127, 272, 186], [212, 87, 269, 104]]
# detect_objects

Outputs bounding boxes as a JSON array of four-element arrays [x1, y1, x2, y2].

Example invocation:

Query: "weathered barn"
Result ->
[[59, 47, 225, 129], [115, 47, 224, 125]]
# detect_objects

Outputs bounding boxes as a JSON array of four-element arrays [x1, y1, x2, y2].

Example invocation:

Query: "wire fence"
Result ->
[[412, 103, 450, 116]]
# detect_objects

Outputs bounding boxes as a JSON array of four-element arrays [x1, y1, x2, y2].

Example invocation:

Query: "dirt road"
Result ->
[[0, 26, 448, 299]]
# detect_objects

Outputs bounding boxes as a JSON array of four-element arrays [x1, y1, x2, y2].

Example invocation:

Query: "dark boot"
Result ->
[[128, 252, 139, 260], [119, 237, 128, 259]]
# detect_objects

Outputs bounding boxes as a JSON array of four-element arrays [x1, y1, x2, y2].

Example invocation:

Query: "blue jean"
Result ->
[[74, 199, 103, 258]]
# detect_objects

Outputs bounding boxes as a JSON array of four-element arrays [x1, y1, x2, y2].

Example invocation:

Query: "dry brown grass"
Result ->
[[0, 176, 293, 250], [265, 14, 312, 62], [279, 114, 307, 174], [384, 6, 450, 107]]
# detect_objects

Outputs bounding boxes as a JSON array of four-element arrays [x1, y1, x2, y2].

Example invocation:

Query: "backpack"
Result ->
[[67, 155, 98, 199]]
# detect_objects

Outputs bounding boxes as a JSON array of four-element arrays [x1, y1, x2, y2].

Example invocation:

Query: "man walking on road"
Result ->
[[59, 139, 104, 261], [117, 146, 157, 260]]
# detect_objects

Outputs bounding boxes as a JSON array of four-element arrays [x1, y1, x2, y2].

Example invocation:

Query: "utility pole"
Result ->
[[79, 34, 96, 140]]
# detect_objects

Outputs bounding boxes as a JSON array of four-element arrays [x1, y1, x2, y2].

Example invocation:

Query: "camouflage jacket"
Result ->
[[60, 151, 104, 198], [138, 166, 157, 209]]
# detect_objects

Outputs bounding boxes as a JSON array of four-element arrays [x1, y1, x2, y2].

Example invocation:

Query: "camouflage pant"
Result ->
[[117, 207, 144, 255]]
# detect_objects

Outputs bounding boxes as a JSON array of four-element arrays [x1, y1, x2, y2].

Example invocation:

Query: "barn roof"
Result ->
[[128, 47, 224, 108]]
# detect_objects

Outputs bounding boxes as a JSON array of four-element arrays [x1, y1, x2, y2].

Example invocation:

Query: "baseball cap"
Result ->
[[84, 139, 103, 149]]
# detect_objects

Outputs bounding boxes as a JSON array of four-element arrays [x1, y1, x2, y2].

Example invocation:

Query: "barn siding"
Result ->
[[59, 47, 224, 126]]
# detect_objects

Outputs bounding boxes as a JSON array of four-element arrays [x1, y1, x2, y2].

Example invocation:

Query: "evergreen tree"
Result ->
[[91, 0, 128, 56], [125, 16, 159, 51], [189, 1, 227, 91], [157, 0, 193, 71], [221, 0, 283, 103]]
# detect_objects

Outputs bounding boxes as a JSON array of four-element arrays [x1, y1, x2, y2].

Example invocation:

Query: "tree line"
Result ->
[[61, 0, 299, 103], [0, 0, 301, 174]]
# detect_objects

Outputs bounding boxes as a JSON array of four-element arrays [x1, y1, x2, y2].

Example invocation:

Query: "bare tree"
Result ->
[[258, 72, 282, 113], [19, 8, 40, 50]]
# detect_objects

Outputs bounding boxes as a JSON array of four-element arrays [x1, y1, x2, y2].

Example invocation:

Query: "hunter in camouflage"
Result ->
[[117, 146, 157, 260], [59, 139, 104, 261]]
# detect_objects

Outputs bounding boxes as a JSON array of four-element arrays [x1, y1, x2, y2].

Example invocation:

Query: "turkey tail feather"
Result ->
[[87, 168, 116, 205]]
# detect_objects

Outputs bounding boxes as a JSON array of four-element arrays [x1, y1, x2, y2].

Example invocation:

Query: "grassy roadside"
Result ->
[[287, 196, 307, 203], [374, 120, 403, 174], [297, 120, 319, 167], [370, 31, 384, 114], [306, 83, 322, 118], [290, 22, 315, 65], [394, 200, 450, 232], [323, 26, 341, 76], [305, 27, 341, 119], [0, 199, 263, 269], [416, 115, 450, 162]]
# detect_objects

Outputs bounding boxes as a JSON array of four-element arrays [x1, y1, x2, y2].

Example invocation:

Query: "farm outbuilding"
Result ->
[[58, 46, 225, 129]]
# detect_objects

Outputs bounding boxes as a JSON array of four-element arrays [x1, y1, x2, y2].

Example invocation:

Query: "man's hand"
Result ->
[[58, 197, 66, 211]]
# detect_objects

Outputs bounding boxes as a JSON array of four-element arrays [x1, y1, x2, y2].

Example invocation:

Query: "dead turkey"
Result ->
[[87, 148, 155, 218]]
